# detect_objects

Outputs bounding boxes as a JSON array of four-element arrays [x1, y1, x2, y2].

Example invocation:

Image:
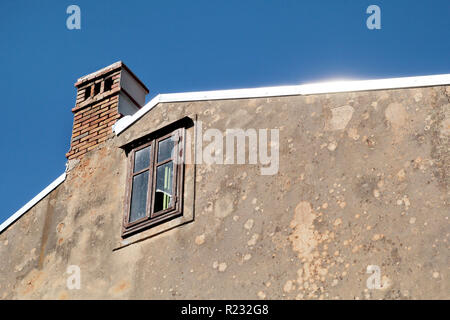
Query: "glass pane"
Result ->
[[157, 137, 174, 163], [134, 146, 151, 173], [154, 162, 174, 213], [129, 171, 149, 222]]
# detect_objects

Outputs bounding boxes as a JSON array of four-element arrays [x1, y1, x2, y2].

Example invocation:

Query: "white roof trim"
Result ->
[[113, 73, 450, 135], [0, 173, 66, 234]]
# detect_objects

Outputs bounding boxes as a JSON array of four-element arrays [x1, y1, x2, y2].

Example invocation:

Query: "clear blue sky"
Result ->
[[0, 0, 449, 224]]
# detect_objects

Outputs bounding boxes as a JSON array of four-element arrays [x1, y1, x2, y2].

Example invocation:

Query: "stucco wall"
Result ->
[[0, 85, 448, 299]]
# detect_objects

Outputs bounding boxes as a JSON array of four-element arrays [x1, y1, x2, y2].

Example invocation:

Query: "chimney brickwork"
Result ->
[[66, 62, 148, 160]]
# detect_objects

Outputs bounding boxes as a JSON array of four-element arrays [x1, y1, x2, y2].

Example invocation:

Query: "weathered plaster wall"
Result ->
[[0, 85, 448, 299]]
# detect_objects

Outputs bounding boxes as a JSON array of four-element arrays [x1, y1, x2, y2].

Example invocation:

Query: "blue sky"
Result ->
[[0, 0, 449, 224]]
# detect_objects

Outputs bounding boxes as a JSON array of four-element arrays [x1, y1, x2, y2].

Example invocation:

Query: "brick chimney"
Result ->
[[66, 61, 149, 160]]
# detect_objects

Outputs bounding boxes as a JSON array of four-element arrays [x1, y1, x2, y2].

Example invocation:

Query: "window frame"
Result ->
[[122, 127, 185, 237]]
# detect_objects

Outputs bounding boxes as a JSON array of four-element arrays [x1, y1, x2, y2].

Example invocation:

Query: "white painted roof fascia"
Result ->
[[0, 173, 66, 234], [113, 73, 450, 135]]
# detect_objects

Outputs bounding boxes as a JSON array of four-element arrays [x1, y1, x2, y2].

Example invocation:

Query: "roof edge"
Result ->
[[0, 173, 66, 235], [113, 73, 450, 135]]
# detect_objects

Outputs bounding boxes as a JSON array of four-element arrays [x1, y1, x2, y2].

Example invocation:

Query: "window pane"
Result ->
[[134, 146, 151, 173], [154, 162, 174, 212], [129, 171, 149, 222], [157, 137, 174, 163]]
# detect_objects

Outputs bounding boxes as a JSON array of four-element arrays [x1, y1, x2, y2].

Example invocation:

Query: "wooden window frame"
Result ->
[[122, 127, 185, 237]]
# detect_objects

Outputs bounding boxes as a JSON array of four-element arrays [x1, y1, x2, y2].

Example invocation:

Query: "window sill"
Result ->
[[113, 209, 194, 251]]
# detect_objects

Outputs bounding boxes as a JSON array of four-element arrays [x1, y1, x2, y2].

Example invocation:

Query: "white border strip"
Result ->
[[0, 173, 66, 234], [113, 73, 450, 135]]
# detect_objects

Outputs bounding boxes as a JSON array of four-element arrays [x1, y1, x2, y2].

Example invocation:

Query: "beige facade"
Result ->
[[0, 64, 449, 299]]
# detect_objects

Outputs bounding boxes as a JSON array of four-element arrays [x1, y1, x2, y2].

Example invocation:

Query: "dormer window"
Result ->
[[122, 127, 185, 237]]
